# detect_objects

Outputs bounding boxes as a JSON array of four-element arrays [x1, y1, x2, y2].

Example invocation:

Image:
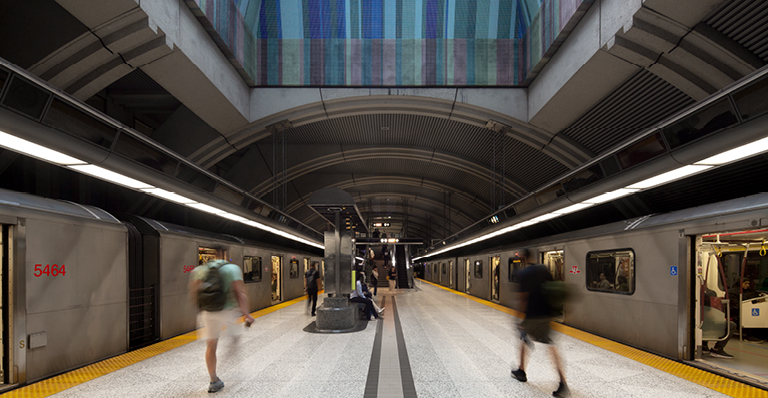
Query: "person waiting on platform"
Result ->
[[350, 273, 381, 321], [360, 273, 384, 315], [370, 265, 379, 296]]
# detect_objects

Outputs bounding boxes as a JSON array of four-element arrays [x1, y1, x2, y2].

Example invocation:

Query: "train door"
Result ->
[[271, 256, 282, 304], [464, 259, 471, 293], [449, 260, 454, 289], [490, 256, 500, 302], [542, 250, 565, 281], [1, 225, 7, 384], [694, 229, 768, 379], [303, 258, 310, 290]]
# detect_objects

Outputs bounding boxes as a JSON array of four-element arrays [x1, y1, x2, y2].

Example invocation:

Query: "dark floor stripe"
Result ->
[[392, 296, 417, 398], [364, 296, 386, 398]]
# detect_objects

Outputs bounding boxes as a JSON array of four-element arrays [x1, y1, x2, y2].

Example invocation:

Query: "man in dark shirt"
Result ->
[[511, 250, 569, 398]]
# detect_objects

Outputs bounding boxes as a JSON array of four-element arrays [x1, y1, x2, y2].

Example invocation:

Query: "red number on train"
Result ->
[[183, 265, 196, 273], [34, 264, 66, 277]]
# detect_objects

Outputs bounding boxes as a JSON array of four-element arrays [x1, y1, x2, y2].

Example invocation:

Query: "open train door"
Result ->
[[693, 245, 731, 358]]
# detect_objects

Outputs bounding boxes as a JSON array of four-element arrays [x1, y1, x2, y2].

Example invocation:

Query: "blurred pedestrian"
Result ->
[[189, 249, 254, 393]]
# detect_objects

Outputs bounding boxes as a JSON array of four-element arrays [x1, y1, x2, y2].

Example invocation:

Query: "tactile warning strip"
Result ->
[[419, 279, 768, 398], [1, 294, 313, 398]]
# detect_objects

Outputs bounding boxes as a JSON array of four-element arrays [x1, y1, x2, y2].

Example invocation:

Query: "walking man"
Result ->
[[305, 261, 321, 316], [189, 249, 254, 393], [511, 250, 569, 397]]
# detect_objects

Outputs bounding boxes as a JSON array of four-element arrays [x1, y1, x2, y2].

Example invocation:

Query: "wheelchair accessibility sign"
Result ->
[[753, 308, 760, 317], [670, 266, 678, 276]]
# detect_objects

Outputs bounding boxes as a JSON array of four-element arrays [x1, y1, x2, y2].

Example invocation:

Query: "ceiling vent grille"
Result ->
[[706, 0, 768, 61], [560, 69, 694, 155]]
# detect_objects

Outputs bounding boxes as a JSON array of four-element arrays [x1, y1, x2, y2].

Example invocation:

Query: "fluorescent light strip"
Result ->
[[530, 213, 559, 223], [584, 188, 639, 204], [626, 165, 712, 189], [68, 165, 154, 189], [0, 130, 85, 165], [695, 136, 768, 165], [141, 188, 197, 204], [187, 203, 225, 214], [555, 203, 595, 214], [220, 213, 247, 222]]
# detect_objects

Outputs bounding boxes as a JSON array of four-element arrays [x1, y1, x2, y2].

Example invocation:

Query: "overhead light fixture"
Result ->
[[68, 164, 154, 189], [141, 188, 197, 204], [0, 130, 85, 165], [584, 189, 639, 204], [695, 136, 768, 165], [554, 203, 595, 214], [187, 203, 225, 214], [530, 213, 559, 223], [220, 213, 247, 222], [626, 165, 711, 189]]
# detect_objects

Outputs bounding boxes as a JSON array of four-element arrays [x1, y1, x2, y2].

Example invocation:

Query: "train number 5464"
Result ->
[[34, 264, 66, 277]]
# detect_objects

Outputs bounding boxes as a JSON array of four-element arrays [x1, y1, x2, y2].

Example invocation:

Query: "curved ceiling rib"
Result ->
[[193, 96, 592, 169], [250, 146, 528, 197], [284, 176, 491, 214]]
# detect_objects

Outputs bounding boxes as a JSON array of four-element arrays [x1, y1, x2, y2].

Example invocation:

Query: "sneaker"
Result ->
[[511, 369, 527, 382], [553, 382, 570, 397], [208, 378, 224, 393], [709, 349, 734, 359], [701, 344, 710, 353], [745, 336, 765, 343], [378, 307, 385, 314]]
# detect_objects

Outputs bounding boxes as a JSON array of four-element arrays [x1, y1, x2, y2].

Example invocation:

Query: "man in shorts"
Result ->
[[511, 250, 569, 397], [189, 250, 255, 393]]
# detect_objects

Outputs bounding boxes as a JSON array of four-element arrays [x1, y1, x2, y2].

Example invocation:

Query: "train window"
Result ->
[[542, 250, 565, 281], [663, 98, 738, 150], [442, 263, 446, 274], [509, 257, 523, 282], [198, 246, 218, 265], [243, 256, 262, 283], [474, 260, 483, 279], [616, 132, 667, 170], [289, 259, 299, 278], [586, 249, 634, 294], [733, 74, 768, 121]]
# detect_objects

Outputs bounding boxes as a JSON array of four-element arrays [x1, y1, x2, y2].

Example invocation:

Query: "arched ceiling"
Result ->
[[2, 0, 768, 251]]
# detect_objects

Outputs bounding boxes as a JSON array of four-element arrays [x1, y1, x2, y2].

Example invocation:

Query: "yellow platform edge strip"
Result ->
[[419, 279, 768, 398], [1, 293, 315, 398]]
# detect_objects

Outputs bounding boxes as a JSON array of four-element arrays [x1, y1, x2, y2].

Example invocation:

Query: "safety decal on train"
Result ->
[[753, 309, 760, 317], [569, 265, 580, 274]]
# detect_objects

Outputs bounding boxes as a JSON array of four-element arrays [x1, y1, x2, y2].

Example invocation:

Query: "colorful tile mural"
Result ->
[[184, 0, 593, 86]]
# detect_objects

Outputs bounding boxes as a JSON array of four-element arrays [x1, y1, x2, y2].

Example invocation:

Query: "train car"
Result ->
[[0, 187, 322, 386], [125, 216, 321, 347], [427, 193, 768, 383], [0, 188, 128, 385]]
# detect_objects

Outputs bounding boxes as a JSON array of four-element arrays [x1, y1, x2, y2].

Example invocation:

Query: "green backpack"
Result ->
[[198, 260, 228, 312]]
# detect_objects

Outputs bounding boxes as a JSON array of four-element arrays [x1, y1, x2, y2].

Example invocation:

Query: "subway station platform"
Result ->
[[3, 280, 767, 398]]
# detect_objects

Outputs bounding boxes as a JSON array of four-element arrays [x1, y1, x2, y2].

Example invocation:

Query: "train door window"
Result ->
[[490, 256, 500, 301], [474, 260, 483, 279], [442, 263, 446, 284], [289, 258, 299, 279], [434, 264, 438, 281], [271, 256, 282, 304], [586, 249, 634, 294], [509, 256, 524, 282], [243, 256, 262, 283], [320, 260, 325, 289], [449, 260, 454, 288], [198, 246, 218, 265], [303, 258, 310, 289], [465, 259, 471, 293], [542, 250, 565, 281]]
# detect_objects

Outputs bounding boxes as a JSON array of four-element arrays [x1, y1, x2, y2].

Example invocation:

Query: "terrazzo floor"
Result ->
[[48, 280, 731, 397]]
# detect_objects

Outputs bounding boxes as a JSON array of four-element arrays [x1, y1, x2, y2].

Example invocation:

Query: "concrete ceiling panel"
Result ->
[[55, 0, 138, 29], [643, 0, 727, 29]]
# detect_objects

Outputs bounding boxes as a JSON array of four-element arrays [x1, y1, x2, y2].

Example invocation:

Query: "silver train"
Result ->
[[0, 188, 321, 385], [420, 193, 768, 376]]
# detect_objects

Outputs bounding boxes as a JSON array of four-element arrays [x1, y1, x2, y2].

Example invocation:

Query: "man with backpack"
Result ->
[[189, 250, 254, 393], [305, 262, 321, 316]]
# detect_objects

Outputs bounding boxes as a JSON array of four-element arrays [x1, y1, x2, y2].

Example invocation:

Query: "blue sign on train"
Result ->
[[670, 266, 678, 276], [753, 308, 760, 317]]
